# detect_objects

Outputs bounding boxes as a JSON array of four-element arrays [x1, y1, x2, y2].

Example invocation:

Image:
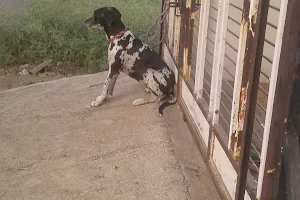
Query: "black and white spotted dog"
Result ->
[[85, 7, 176, 115]]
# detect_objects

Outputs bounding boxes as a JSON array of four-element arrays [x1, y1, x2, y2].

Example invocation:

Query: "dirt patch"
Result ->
[[0, 66, 89, 91]]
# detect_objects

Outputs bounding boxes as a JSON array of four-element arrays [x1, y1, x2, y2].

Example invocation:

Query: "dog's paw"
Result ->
[[96, 96, 103, 101], [144, 88, 151, 93], [132, 98, 146, 106], [90, 100, 101, 107]]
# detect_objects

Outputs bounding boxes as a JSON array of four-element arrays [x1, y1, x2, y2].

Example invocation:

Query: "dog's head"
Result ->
[[85, 7, 122, 30]]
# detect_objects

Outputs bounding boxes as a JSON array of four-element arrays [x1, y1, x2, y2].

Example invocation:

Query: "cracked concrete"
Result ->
[[0, 72, 220, 200]]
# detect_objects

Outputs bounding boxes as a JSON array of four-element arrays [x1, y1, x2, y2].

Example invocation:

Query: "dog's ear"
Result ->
[[104, 7, 121, 26], [111, 7, 121, 19]]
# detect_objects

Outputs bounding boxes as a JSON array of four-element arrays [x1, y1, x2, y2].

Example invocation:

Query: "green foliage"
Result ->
[[0, 0, 160, 72]]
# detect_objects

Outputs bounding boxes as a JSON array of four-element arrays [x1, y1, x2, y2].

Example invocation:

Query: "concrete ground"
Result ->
[[0, 72, 221, 200]]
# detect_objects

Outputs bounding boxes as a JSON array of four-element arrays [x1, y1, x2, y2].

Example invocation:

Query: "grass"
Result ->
[[0, 0, 161, 73]]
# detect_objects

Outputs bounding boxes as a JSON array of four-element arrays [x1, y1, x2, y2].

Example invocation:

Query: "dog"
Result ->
[[85, 7, 176, 115]]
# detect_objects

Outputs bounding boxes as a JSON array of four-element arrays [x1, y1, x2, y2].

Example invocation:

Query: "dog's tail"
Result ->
[[159, 94, 177, 116]]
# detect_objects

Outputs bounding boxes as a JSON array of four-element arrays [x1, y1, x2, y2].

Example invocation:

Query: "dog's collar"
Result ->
[[107, 28, 129, 43]]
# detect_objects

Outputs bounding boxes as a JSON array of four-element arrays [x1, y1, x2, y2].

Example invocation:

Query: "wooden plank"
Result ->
[[194, 0, 211, 99], [257, 0, 300, 198], [232, 0, 272, 199], [182, 80, 210, 147], [283, 133, 300, 200], [209, 0, 230, 125], [256, 0, 289, 197]]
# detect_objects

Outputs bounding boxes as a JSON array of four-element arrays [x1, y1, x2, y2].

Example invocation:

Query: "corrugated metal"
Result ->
[[203, 0, 219, 104], [190, 9, 201, 90], [219, 0, 243, 135]]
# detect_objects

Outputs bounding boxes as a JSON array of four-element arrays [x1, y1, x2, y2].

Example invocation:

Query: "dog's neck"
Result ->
[[103, 20, 126, 38]]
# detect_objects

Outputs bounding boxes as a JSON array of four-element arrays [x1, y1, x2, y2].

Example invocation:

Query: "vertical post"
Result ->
[[159, 0, 166, 56], [194, 0, 210, 99], [182, 0, 195, 80], [209, 0, 230, 124], [173, 0, 182, 65], [256, 0, 300, 199], [228, 1, 250, 152], [168, 0, 175, 51], [232, 0, 271, 199]]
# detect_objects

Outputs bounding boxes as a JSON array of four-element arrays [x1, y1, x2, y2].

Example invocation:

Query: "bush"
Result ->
[[0, 0, 160, 72]]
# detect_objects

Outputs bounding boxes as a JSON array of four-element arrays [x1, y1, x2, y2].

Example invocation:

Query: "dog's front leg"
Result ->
[[90, 72, 115, 107], [107, 73, 119, 96]]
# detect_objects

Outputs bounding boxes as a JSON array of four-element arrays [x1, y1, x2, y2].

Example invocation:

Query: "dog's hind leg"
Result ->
[[144, 88, 151, 93], [132, 92, 157, 106]]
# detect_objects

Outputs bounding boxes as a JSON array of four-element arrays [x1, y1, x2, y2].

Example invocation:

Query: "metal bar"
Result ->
[[159, 0, 166, 56], [254, 115, 265, 130], [234, 0, 271, 199], [226, 41, 238, 53], [265, 38, 275, 47], [209, 15, 217, 23], [251, 143, 261, 157], [221, 90, 233, 103], [220, 99, 232, 115], [208, 26, 216, 34], [263, 54, 273, 64], [182, 0, 194, 80], [227, 28, 240, 39], [224, 66, 235, 79], [203, 84, 210, 96], [230, 3, 243, 12], [267, 21, 277, 30], [269, 4, 280, 12], [228, 15, 241, 26], [204, 77, 211, 89], [256, 0, 300, 199], [204, 66, 212, 78], [223, 79, 234, 91], [172, 0, 181, 65], [258, 84, 269, 96], [194, 0, 211, 99], [206, 48, 214, 57], [205, 59, 213, 67], [220, 112, 230, 128], [260, 70, 271, 80], [211, 6, 218, 12], [225, 53, 237, 65], [207, 35, 215, 45], [256, 99, 267, 113]]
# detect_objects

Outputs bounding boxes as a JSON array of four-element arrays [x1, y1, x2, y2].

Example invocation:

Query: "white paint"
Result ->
[[194, 0, 211, 99], [182, 80, 210, 147], [244, 191, 252, 200], [256, 0, 289, 198], [249, 0, 259, 37], [228, 3, 249, 150], [163, 44, 179, 82], [212, 138, 237, 199], [209, 0, 230, 125]]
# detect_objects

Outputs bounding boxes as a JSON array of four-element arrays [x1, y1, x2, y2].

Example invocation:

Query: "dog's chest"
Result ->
[[108, 32, 148, 73]]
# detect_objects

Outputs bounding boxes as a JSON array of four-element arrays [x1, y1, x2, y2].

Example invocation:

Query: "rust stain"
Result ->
[[183, 48, 191, 78], [210, 134, 216, 158], [267, 168, 276, 174], [229, 16, 249, 153]]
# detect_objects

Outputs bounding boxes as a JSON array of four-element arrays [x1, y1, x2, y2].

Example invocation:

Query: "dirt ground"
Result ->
[[0, 72, 221, 200]]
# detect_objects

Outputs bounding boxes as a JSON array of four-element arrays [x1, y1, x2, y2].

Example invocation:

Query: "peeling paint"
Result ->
[[210, 134, 216, 158], [267, 168, 276, 174], [232, 82, 249, 159], [249, 0, 259, 37]]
